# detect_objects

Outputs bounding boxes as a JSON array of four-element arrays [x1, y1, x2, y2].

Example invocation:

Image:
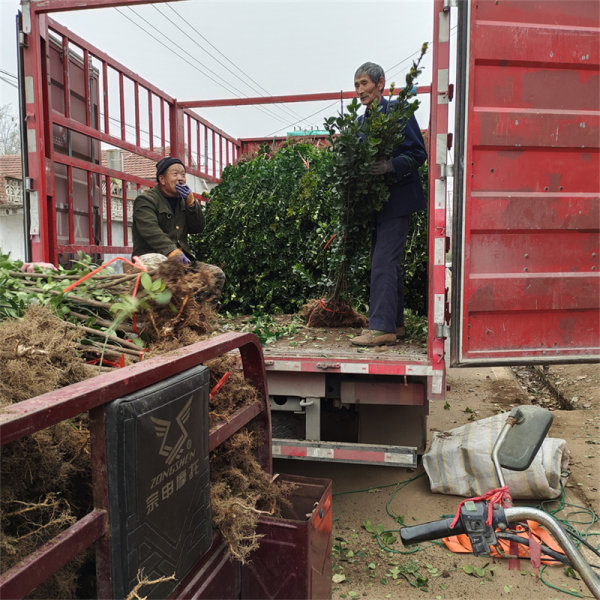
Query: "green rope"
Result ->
[[534, 479, 600, 596], [332, 479, 412, 497], [333, 471, 428, 554], [332, 469, 600, 592], [379, 472, 434, 555], [539, 565, 586, 599]]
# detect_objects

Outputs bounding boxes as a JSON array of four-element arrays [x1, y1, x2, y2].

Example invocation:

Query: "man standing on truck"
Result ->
[[132, 156, 225, 296], [350, 62, 427, 347]]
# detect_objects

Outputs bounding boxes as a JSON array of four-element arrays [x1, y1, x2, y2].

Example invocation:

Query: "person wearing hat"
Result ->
[[132, 156, 225, 297], [132, 156, 203, 263]]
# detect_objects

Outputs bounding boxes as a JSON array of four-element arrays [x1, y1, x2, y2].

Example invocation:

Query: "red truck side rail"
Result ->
[[0, 332, 270, 600], [21, 0, 240, 264]]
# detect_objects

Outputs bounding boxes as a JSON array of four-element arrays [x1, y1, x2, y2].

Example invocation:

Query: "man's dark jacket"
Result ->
[[360, 97, 427, 219], [132, 185, 205, 258]]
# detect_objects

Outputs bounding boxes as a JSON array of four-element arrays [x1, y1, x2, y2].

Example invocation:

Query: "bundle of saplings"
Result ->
[[0, 255, 294, 598], [191, 53, 429, 320]]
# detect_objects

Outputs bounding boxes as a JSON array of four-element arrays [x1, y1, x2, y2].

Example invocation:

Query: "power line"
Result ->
[[0, 68, 18, 80], [122, 6, 295, 129], [0, 75, 18, 89], [158, 3, 308, 127], [268, 25, 459, 138], [265, 49, 431, 137], [115, 7, 289, 128]]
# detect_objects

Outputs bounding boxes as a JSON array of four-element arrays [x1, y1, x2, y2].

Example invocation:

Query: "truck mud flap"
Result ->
[[272, 439, 417, 468], [105, 365, 212, 600]]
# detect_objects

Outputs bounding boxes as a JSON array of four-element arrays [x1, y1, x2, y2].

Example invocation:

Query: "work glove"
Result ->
[[370, 160, 394, 175], [20, 262, 57, 273], [168, 248, 191, 265], [175, 183, 194, 204]]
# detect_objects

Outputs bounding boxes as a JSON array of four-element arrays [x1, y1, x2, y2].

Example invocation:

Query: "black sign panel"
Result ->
[[105, 365, 212, 599]]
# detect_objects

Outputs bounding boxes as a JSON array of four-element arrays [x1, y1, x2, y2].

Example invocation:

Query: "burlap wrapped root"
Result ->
[[423, 413, 570, 500]]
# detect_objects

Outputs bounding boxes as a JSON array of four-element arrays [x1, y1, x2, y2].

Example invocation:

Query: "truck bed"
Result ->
[[222, 315, 432, 376], [263, 325, 428, 364]]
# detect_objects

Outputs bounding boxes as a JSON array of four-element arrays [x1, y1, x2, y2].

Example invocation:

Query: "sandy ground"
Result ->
[[274, 361, 600, 600]]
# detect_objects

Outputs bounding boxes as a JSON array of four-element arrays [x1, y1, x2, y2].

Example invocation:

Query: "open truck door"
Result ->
[[450, 0, 600, 366]]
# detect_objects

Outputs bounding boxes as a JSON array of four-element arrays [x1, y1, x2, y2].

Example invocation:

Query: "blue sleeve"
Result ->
[[390, 114, 427, 178]]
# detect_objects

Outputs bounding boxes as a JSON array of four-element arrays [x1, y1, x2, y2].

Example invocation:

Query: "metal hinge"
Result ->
[[443, 0, 458, 10], [440, 163, 454, 180], [24, 177, 33, 192], [435, 323, 451, 339]]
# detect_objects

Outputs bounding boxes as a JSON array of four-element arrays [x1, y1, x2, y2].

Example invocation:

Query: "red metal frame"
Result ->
[[453, 0, 599, 364], [22, 0, 436, 270], [180, 86, 431, 109], [426, 0, 450, 399], [0, 332, 271, 599], [22, 1, 241, 263]]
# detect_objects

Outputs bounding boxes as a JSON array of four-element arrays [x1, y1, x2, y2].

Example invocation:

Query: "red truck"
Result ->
[[18, 0, 598, 467], [1, 0, 598, 596]]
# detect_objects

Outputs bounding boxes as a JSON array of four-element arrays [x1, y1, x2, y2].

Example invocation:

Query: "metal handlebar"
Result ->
[[504, 506, 600, 598], [400, 504, 600, 599]]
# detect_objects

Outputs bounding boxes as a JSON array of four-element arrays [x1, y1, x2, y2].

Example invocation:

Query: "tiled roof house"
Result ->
[[0, 154, 23, 208]]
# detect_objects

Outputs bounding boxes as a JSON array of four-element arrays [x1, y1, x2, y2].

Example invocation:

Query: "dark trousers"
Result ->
[[368, 215, 410, 332]]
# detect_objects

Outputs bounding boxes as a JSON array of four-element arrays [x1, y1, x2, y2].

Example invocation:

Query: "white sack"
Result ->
[[423, 412, 570, 500]]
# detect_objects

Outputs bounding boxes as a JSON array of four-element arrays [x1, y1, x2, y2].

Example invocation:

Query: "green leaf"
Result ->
[[111, 302, 126, 313], [332, 573, 346, 584], [154, 290, 172, 305], [463, 565, 474, 575], [362, 520, 374, 533], [140, 272, 152, 291]]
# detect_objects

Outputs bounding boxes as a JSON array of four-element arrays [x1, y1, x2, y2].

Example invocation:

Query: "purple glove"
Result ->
[[371, 160, 394, 175], [175, 183, 192, 199], [179, 253, 191, 265]]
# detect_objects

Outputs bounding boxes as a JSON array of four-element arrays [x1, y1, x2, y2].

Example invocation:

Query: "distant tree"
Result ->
[[0, 104, 21, 155]]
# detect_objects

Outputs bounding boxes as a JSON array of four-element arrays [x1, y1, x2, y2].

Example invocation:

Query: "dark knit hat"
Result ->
[[156, 156, 184, 182]]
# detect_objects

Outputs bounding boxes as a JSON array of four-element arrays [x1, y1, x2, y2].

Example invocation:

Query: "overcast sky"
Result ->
[[0, 0, 436, 139]]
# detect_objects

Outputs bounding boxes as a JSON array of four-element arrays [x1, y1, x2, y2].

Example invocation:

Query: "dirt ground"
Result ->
[[275, 361, 600, 600]]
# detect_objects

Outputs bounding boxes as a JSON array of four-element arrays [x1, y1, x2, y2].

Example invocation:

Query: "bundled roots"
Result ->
[[0, 307, 95, 598], [206, 356, 295, 563], [126, 569, 176, 600], [205, 355, 259, 427], [0, 305, 95, 407], [302, 298, 367, 328], [140, 260, 219, 343], [0, 264, 290, 596], [1, 413, 93, 598], [210, 428, 295, 563]]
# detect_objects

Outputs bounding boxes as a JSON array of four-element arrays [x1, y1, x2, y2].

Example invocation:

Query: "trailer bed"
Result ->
[[263, 327, 428, 363], [222, 315, 430, 372]]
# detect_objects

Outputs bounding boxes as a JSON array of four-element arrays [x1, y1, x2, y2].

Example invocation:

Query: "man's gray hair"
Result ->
[[354, 62, 385, 87]]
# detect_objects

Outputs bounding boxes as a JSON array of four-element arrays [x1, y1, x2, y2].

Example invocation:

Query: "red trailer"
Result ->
[[3, 0, 598, 594], [15, 0, 599, 470]]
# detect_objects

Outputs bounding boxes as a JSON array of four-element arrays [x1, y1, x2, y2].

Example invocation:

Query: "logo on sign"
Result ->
[[151, 397, 192, 465]]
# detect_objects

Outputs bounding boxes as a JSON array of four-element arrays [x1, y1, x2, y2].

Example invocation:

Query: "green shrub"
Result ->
[[191, 142, 336, 314], [190, 143, 429, 317]]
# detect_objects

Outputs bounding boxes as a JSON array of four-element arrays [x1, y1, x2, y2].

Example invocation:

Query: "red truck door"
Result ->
[[450, 0, 600, 365]]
